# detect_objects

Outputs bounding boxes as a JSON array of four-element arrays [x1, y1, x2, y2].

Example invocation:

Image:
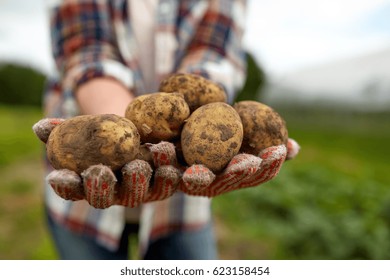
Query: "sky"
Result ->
[[0, 0, 52, 73], [0, 0, 390, 79], [243, 0, 390, 77]]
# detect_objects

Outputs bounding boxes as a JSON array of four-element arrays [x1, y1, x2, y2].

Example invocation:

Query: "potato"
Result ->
[[181, 102, 243, 173], [233, 101, 288, 155], [125, 92, 190, 143], [46, 114, 140, 174], [159, 73, 227, 112]]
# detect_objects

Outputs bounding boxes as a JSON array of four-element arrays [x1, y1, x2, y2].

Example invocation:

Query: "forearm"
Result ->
[[75, 78, 134, 116]]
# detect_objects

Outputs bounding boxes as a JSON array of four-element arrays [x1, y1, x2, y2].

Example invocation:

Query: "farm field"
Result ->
[[0, 105, 389, 259]]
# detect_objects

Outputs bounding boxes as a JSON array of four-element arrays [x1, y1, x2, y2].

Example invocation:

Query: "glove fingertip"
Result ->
[[225, 153, 262, 174], [81, 164, 117, 209], [182, 165, 215, 191], [120, 160, 153, 207], [32, 118, 65, 143], [144, 166, 180, 202], [155, 165, 181, 186], [286, 138, 300, 160], [122, 159, 153, 177], [147, 141, 177, 166], [47, 169, 84, 201], [259, 145, 287, 162]]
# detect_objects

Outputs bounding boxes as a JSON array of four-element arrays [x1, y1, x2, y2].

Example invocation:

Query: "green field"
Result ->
[[0, 105, 56, 259], [0, 104, 389, 259], [214, 106, 390, 259]]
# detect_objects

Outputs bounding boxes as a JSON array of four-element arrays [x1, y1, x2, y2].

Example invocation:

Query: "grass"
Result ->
[[0, 105, 44, 166], [0, 105, 57, 259], [0, 104, 389, 260], [213, 108, 390, 259]]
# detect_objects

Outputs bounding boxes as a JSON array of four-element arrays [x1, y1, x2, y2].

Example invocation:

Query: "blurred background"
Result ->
[[0, 0, 389, 260]]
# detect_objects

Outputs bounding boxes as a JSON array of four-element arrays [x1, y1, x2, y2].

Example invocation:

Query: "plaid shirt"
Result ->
[[44, 0, 246, 257]]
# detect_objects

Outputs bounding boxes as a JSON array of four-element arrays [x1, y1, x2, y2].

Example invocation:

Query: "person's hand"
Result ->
[[49, 141, 181, 209], [34, 118, 299, 206], [33, 119, 182, 209], [178, 138, 300, 197]]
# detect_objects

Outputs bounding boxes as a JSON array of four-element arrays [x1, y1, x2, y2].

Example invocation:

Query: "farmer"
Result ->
[[43, 0, 248, 260], [42, 0, 297, 259]]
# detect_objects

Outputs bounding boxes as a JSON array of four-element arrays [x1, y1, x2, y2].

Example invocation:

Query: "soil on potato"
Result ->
[[234, 101, 288, 155], [181, 102, 243, 173], [47, 114, 139, 173]]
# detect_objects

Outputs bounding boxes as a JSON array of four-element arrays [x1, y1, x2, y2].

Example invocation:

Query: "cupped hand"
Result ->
[[33, 118, 300, 208], [179, 138, 300, 197], [33, 118, 181, 209]]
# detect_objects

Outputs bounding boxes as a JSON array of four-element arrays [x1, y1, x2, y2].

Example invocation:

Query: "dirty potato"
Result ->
[[125, 92, 190, 143], [46, 114, 140, 173], [181, 102, 243, 173], [234, 101, 288, 155], [159, 73, 227, 112]]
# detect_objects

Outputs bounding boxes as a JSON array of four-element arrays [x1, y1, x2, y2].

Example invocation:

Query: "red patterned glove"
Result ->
[[33, 118, 300, 206], [179, 139, 300, 197], [33, 118, 181, 209]]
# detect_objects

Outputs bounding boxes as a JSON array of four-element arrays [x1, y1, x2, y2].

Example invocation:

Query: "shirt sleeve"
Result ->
[[176, 0, 247, 103], [49, 0, 135, 94]]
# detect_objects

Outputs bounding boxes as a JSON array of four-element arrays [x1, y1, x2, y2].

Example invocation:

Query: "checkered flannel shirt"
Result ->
[[43, 0, 246, 257]]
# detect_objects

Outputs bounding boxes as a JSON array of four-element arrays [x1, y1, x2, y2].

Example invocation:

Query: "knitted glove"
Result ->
[[34, 119, 300, 206], [33, 118, 181, 209], [179, 138, 300, 197]]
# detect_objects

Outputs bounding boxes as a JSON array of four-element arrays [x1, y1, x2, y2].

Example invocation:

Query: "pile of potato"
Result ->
[[46, 73, 288, 175], [125, 73, 288, 173]]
